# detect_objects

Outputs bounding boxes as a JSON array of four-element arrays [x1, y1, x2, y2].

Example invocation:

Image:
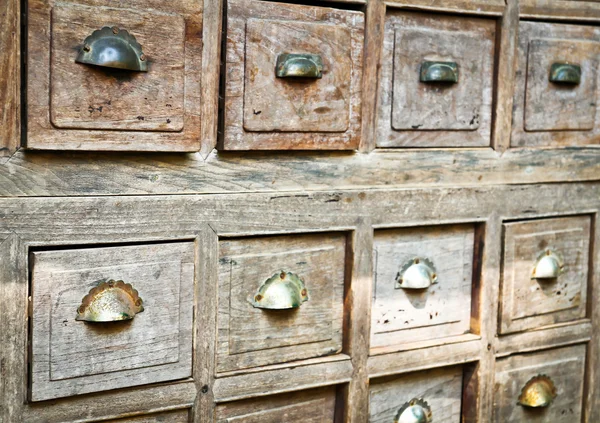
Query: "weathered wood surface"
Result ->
[[30, 242, 194, 401], [493, 344, 587, 422], [520, 0, 600, 20], [0, 0, 19, 158], [215, 386, 337, 423], [217, 233, 346, 373], [1, 148, 600, 196], [369, 366, 465, 423], [221, 0, 364, 150], [107, 410, 190, 422], [500, 216, 590, 334], [377, 11, 495, 147], [371, 225, 475, 349], [383, 0, 505, 15], [27, 0, 203, 151], [511, 21, 600, 147]]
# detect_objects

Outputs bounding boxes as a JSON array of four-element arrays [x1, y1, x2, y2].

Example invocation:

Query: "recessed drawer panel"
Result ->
[[221, 0, 364, 150], [369, 366, 465, 423], [512, 21, 600, 147], [105, 410, 190, 422], [217, 233, 347, 373], [377, 11, 495, 147], [215, 386, 337, 423], [493, 344, 587, 422], [27, 0, 202, 151], [371, 225, 476, 351], [30, 242, 194, 401], [500, 216, 590, 334]]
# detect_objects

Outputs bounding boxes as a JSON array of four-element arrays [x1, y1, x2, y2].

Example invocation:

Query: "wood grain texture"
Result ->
[[27, 0, 203, 151], [220, 0, 364, 150], [30, 242, 195, 401], [377, 11, 495, 147], [0, 0, 20, 158], [520, 0, 600, 20], [511, 21, 600, 147], [369, 366, 465, 423], [2, 148, 600, 197], [500, 216, 591, 334], [107, 410, 190, 422], [215, 386, 337, 423], [493, 344, 587, 423], [383, 0, 505, 15], [371, 225, 475, 349], [217, 233, 347, 373]]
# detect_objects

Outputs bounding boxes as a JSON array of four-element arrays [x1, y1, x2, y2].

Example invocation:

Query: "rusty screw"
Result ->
[[112, 26, 119, 34], [83, 44, 90, 52], [140, 54, 146, 62]]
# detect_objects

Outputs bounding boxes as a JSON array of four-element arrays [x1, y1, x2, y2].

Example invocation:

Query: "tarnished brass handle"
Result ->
[[531, 249, 564, 280], [75, 26, 148, 72], [518, 375, 557, 408], [420, 61, 459, 83], [275, 54, 323, 79], [394, 398, 433, 423], [395, 258, 437, 290], [549, 63, 581, 85], [252, 271, 309, 310], [76, 280, 144, 322]]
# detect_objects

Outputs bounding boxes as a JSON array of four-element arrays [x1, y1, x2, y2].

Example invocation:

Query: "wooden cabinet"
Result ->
[[220, 0, 364, 150], [26, 0, 202, 151], [29, 242, 194, 401]]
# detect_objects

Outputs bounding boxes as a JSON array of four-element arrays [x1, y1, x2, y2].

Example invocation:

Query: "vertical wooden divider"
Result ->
[[584, 213, 599, 422], [342, 219, 374, 422], [0, 0, 20, 159]]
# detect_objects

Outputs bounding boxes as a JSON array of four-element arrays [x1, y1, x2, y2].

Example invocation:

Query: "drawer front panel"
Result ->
[[30, 242, 194, 401], [500, 216, 590, 334], [512, 21, 600, 147], [106, 410, 190, 422], [27, 0, 202, 151], [222, 0, 364, 150], [217, 233, 346, 373], [377, 11, 495, 147], [50, 4, 185, 132], [215, 387, 336, 423], [371, 225, 475, 350], [369, 366, 464, 423], [493, 344, 587, 422]]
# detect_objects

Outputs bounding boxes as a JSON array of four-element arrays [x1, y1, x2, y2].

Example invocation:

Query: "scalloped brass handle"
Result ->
[[395, 258, 437, 290], [252, 271, 309, 310], [275, 54, 323, 79], [394, 398, 432, 423], [75, 26, 148, 72], [76, 280, 144, 322], [531, 249, 564, 280], [549, 63, 581, 85], [420, 61, 458, 83], [518, 375, 557, 408]]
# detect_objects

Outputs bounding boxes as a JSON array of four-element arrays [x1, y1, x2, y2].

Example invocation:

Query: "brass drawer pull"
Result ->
[[420, 61, 458, 83], [76, 280, 144, 322], [396, 258, 437, 290], [252, 271, 309, 309], [76, 26, 148, 72], [531, 249, 564, 280], [549, 63, 581, 85], [395, 398, 432, 423], [275, 53, 323, 79], [518, 375, 557, 408]]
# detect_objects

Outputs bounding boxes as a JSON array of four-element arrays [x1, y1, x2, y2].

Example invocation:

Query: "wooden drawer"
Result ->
[[27, 0, 202, 151], [215, 386, 337, 422], [217, 233, 347, 373], [500, 216, 591, 334], [377, 11, 495, 148], [493, 344, 587, 422], [220, 0, 364, 150], [371, 225, 477, 350], [511, 21, 600, 147], [30, 242, 194, 401], [369, 366, 465, 422], [105, 410, 189, 422]]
